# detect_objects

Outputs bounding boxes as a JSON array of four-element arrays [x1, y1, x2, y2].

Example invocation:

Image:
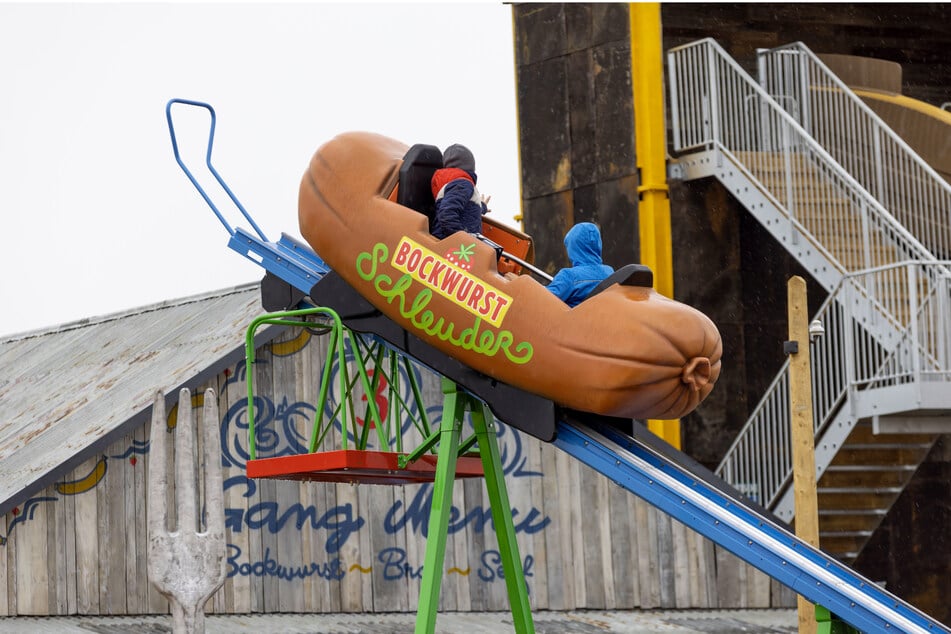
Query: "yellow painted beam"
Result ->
[[630, 2, 679, 448], [630, 2, 672, 299]]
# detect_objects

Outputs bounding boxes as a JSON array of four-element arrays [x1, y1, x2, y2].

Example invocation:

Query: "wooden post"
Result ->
[[787, 276, 820, 634]]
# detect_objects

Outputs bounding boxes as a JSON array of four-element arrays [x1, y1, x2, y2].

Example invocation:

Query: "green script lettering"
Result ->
[[355, 244, 533, 365]]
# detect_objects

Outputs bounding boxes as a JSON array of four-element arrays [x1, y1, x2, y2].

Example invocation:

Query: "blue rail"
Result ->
[[554, 420, 949, 634]]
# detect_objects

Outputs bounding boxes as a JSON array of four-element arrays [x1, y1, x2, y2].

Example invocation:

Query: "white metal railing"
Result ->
[[665, 38, 951, 511], [757, 42, 951, 261], [715, 262, 951, 508], [667, 38, 936, 280]]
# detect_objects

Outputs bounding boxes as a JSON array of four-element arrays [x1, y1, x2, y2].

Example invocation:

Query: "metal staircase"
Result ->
[[666, 38, 951, 562], [757, 43, 951, 261]]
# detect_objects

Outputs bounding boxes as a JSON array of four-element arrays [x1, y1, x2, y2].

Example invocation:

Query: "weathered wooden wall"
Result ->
[[0, 327, 794, 616]]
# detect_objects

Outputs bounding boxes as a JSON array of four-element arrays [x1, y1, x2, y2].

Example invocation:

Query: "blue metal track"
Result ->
[[554, 420, 949, 634]]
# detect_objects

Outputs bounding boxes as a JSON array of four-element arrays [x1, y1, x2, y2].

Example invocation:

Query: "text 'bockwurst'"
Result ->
[[391, 237, 513, 328]]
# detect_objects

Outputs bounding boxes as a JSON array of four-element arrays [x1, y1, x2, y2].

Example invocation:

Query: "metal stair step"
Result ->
[[820, 530, 875, 538], [819, 465, 916, 488], [818, 510, 886, 532], [819, 532, 876, 560], [818, 508, 889, 517], [840, 441, 935, 450], [829, 445, 933, 466], [817, 488, 901, 510], [846, 424, 937, 445], [818, 486, 903, 495]]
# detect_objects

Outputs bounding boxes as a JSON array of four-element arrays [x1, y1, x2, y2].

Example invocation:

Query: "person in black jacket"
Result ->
[[430, 144, 489, 239]]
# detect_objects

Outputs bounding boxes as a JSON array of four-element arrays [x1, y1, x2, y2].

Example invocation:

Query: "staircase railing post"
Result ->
[[755, 48, 773, 152], [907, 263, 921, 384], [797, 47, 811, 137], [781, 119, 797, 235], [940, 270, 950, 371], [706, 40, 720, 144], [872, 125, 885, 203], [859, 199, 873, 272]]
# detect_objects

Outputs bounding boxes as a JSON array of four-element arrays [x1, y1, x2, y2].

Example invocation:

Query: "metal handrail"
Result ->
[[757, 43, 951, 261], [165, 98, 268, 241], [667, 40, 936, 278], [665, 39, 951, 511], [715, 261, 951, 508]]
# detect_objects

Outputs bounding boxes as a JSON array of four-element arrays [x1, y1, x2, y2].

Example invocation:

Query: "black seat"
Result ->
[[587, 263, 654, 299], [397, 144, 443, 230]]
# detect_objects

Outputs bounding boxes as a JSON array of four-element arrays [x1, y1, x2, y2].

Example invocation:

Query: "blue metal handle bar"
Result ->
[[165, 98, 268, 241]]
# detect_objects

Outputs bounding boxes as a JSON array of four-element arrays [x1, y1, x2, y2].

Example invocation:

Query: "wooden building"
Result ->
[[0, 284, 794, 616]]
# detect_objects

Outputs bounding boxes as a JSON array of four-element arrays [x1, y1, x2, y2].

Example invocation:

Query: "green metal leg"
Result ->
[[471, 398, 535, 634], [414, 380, 535, 634], [415, 379, 466, 634]]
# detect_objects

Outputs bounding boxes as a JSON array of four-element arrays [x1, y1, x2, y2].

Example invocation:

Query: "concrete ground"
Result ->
[[0, 609, 798, 633]]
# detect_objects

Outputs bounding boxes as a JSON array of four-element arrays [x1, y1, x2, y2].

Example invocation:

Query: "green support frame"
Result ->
[[414, 378, 534, 634], [244, 307, 438, 458], [243, 309, 533, 632]]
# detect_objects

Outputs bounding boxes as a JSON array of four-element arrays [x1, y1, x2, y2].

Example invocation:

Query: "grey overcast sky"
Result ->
[[0, 2, 520, 338]]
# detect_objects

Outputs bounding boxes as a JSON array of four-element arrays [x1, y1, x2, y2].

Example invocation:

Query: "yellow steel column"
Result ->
[[630, 2, 679, 448]]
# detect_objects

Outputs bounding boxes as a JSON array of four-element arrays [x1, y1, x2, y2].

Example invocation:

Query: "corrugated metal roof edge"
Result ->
[[0, 282, 288, 517], [0, 281, 262, 344]]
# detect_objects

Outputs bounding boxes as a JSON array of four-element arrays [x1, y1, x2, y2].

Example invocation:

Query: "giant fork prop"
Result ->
[[147, 388, 227, 633]]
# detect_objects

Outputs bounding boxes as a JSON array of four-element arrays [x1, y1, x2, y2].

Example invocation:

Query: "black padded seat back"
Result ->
[[398, 144, 443, 227], [588, 263, 654, 299]]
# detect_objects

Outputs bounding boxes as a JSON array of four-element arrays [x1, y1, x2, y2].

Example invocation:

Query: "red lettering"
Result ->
[[479, 290, 495, 316], [466, 284, 485, 311], [417, 255, 434, 281], [394, 240, 412, 266], [427, 261, 446, 286], [455, 278, 474, 302], [490, 296, 510, 322], [406, 248, 422, 272], [441, 268, 463, 295]]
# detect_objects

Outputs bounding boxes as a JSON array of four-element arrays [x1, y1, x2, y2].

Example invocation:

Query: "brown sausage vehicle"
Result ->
[[299, 131, 721, 421]]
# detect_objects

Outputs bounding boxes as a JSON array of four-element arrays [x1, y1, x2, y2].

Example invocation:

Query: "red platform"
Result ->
[[246, 449, 485, 484]]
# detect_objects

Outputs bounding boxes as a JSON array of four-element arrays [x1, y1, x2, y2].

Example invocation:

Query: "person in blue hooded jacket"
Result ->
[[546, 222, 614, 307]]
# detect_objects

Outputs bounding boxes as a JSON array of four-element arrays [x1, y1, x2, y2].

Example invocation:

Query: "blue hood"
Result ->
[[564, 222, 604, 266]]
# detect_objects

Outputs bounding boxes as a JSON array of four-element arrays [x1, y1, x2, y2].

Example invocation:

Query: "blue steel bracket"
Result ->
[[228, 229, 330, 296], [553, 419, 949, 634]]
